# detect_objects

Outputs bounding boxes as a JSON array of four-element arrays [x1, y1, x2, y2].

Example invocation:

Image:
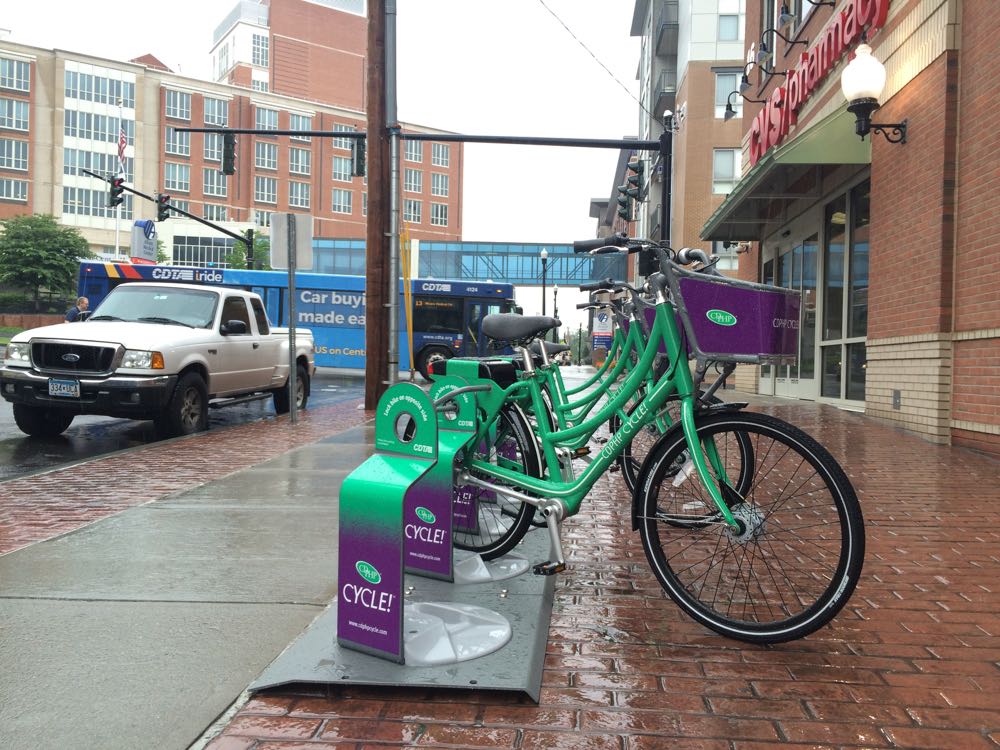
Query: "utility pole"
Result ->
[[365, 0, 390, 410]]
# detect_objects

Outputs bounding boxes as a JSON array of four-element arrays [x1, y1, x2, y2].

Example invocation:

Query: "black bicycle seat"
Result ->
[[482, 314, 560, 343]]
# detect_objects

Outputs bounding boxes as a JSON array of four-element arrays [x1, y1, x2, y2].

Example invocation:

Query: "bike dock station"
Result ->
[[251, 378, 555, 701]]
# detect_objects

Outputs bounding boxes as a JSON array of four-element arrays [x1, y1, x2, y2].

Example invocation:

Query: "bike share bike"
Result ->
[[403, 235, 864, 644]]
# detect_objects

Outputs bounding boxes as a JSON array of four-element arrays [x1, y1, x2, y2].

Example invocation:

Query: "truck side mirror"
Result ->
[[221, 319, 247, 335], [77, 310, 92, 321]]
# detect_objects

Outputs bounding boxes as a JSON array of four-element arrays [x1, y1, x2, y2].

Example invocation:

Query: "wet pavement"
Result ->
[[1, 367, 999, 750]]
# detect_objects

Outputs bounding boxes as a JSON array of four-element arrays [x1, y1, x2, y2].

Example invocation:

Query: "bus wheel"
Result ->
[[417, 347, 452, 382]]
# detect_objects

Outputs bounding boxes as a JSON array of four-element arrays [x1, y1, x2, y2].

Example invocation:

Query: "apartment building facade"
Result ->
[[626, 0, 747, 272], [0, 0, 463, 265], [701, 0, 1000, 456]]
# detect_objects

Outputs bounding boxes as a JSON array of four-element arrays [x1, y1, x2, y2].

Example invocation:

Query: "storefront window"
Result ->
[[823, 196, 847, 340], [761, 258, 774, 377], [846, 342, 866, 401], [849, 181, 870, 338], [821, 345, 841, 399], [801, 235, 818, 380]]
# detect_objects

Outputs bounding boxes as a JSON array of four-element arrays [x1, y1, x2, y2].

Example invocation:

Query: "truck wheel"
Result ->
[[417, 347, 452, 382], [273, 363, 309, 414], [12, 404, 74, 437], [157, 372, 208, 437]]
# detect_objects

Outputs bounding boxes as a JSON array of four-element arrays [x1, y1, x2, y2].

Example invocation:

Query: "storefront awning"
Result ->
[[701, 108, 871, 242]]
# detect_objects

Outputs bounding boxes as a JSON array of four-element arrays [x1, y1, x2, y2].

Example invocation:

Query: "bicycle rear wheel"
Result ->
[[453, 403, 542, 560], [637, 411, 864, 643]]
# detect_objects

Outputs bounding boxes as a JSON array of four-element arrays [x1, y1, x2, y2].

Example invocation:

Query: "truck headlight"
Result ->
[[120, 349, 165, 369], [5, 342, 30, 364]]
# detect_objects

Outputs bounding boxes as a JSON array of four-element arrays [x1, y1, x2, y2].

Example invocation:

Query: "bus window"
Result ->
[[464, 302, 482, 356], [413, 297, 462, 334]]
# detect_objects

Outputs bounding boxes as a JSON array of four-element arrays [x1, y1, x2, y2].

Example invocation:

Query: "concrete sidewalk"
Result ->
[[2, 375, 1000, 750]]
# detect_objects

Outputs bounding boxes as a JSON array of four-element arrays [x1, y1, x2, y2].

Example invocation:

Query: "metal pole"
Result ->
[[660, 115, 673, 244], [541, 257, 547, 317], [552, 286, 558, 343], [386, 0, 400, 386], [577, 322, 582, 364], [388, 127, 400, 386], [287, 213, 298, 425]]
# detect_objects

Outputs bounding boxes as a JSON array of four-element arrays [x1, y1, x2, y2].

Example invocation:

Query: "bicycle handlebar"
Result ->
[[572, 233, 628, 253], [578, 278, 615, 292]]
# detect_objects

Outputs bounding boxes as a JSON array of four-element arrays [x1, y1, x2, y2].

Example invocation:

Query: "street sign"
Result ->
[[270, 213, 314, 270], [130, 220, 157, 264]]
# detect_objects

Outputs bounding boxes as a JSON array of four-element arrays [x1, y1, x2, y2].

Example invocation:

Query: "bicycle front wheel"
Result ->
[[453, 403, 542, 560], [637, 411, 864, 644]]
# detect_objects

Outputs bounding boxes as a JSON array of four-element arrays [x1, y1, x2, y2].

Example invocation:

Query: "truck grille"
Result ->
[[31, 341, 118, 375]]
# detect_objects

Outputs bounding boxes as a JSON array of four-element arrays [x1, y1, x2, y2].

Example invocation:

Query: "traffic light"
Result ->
[[616, 185, 631, 221], [222, 133, 236, 175], [108, 176, 125, 208], [156, 193, 171, 222], [626, 159, 645, 201], [351, 137, 366, 177]]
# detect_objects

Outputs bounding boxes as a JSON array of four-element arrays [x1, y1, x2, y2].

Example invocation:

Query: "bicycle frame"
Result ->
[[462, 294, 738, 529]]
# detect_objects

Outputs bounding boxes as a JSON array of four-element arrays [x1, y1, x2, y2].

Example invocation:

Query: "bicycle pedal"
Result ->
[[532, 560, 566, 576], [608, 464, 620, 473], [573, 447, 591, 457], [592, 437, 608, 445]]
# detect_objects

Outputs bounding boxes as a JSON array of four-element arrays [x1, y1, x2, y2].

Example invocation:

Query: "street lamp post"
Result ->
[[540, 248, 549, 318], [552, 284, 559, 342]]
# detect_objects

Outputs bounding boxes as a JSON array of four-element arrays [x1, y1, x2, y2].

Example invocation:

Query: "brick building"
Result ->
[[701, 0, 1000, 455], [0, 0, 463, 264]]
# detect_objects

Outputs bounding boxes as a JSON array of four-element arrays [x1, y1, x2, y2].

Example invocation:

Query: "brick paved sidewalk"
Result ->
[[0, 399, 369, 556], [208, 401, 1000, 750]]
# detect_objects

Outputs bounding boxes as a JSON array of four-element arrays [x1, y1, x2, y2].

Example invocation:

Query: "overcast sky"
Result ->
[[2, 0, 641, 328]]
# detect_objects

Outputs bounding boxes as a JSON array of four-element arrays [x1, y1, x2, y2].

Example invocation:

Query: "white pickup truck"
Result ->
[[0, 282, 315, 437]]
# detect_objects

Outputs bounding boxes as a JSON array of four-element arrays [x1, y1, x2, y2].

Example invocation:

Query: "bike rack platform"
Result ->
[[249, 527, 555, 702]]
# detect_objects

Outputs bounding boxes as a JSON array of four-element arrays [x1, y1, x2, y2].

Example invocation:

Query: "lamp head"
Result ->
[[778, 3, 796, 26], [739, 73, 751, 93], [841, 44, 886, 102], [724, 102, 737, 122], [756, 41, 771, 64], [540, 248, 548, 260]]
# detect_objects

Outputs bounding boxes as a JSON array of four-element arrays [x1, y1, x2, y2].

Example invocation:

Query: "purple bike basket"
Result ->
[[666, 264, 800, 364]]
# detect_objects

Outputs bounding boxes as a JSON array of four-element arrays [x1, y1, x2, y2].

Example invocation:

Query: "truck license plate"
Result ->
[[48, 378, 80, 398]]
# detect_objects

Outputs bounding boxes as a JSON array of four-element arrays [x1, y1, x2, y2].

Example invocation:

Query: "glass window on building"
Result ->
[[291, 114, 312, 141], [362, 192, 367, 217], [0, 138, 28, 170], [251, 80, 269, 92], [431, 143, 449, 167], [255, 210, 272, 227], [718, 15, 740, 41], [255, 141, 277, 170], [823, 195, 847, 341], [165, 90, 191, 120], [404, 168, 422, 193], [431, 173, 449, 197], [255, 176, 277, 204], [164, 163, 191, 192], [0, 178, 28, 202], [203, 204, 227, 221], [712, 149, 739, 194], [0, 98, 29, 131], [849, 180, 871, 339], [62, 186, 131, 218], [204, 132, 222, 162], [332, 123, 356, 149], [203, 168, 227, 197], [171, 199, 189, 215], [255, 107, 278, 131], [404, 139, 422, 163], [289, 147, 311, 175], [331, 188, 352, 214], [165, 126, 190, 156], [172, 235, 235, 268], [289, 181, 310, 208], [403, 198, 422, 223], [204, 98, 229, 127], [715, 72, 740, 119], [430, 202, 448, 227], [332, 155, 351, 182], [0, 58, 30, 92], [252, 34, 269, 67]]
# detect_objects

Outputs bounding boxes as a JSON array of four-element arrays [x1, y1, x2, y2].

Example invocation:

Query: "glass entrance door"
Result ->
[[762, 216, 818, 399]]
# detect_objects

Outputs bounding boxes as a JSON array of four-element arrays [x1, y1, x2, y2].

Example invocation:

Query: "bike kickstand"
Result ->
[[532, 506, 567, 576]]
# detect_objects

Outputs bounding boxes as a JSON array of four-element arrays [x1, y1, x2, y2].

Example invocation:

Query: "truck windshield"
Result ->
[[90, 286, 219, 329]]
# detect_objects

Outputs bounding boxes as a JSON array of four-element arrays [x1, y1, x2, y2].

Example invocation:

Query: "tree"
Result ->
[[224, 234, 272, 270], [0, 214, 91, 311], [155, 238, 170, 264]]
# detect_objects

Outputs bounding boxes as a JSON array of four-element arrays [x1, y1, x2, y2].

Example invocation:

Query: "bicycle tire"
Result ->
[[637, 411, 865, 644], [452, 403, 541, 560]]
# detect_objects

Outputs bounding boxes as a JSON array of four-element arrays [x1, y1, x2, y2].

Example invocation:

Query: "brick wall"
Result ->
[[951, 0, 1000, 452]]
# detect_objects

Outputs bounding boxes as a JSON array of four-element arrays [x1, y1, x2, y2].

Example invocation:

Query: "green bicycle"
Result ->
[[438, 236, 865, 644]]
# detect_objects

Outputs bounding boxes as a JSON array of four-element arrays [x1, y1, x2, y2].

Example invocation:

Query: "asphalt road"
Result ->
[[0, 368, 366, 482]]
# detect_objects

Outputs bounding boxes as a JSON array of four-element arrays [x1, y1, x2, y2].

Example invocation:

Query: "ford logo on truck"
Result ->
[[61, 353, 81, 363]]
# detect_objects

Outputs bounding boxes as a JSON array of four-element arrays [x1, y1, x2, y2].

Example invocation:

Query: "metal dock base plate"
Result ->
[[250, 528, 555, 702]]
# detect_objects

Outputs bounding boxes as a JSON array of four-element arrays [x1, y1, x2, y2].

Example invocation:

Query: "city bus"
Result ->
[[77, 262, 517, 377]]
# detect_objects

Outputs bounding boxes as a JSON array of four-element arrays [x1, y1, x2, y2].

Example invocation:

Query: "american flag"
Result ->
[[117, 121, 127, 175]]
